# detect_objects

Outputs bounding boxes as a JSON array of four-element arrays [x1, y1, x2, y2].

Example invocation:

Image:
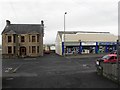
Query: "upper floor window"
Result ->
[[32, 36, 36, 42], [8, 36, 12, 42], [37, 34, 39, 42], [21, 36, 25, 42], [29, 35, 31, 42], [13, 35, 16, 43]]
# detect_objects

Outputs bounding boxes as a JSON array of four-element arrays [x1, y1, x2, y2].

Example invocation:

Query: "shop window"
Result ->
[[8, 46, 12, 54], [21, 36, 25, 42], [8, 36, 12, 42], [32, 46, 36, 53], [32, 36, 36, 42]]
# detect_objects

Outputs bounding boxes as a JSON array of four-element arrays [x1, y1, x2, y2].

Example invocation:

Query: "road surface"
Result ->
[[2, 53, 118, 88]]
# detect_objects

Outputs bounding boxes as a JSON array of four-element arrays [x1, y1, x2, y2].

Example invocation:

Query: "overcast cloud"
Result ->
[[0, 0, 119, 44]]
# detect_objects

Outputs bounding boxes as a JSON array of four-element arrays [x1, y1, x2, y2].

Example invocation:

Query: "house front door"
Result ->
[[20, 47, 26, 57]]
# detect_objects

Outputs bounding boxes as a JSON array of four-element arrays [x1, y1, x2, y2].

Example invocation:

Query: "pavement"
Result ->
[[2, 53, 118, 88], [65, 53, 108, 58]]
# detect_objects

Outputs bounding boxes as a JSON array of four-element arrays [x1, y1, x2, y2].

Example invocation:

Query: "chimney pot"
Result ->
[[41, 20, 44, 26]]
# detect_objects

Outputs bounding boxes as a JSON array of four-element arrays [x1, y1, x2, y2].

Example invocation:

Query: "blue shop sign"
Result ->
[[99, 42, 117, 45]]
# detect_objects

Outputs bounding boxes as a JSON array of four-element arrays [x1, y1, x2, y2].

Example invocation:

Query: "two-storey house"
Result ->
[[1, 20, 44, 58]]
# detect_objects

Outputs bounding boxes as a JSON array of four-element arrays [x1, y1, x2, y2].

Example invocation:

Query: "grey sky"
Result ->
[[0, 0, 119, 44]]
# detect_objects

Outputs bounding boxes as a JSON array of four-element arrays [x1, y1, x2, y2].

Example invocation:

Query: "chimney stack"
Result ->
[[6, 20, 11, 26], [41, 20, 44, 37], [41, 20, 44, 26]]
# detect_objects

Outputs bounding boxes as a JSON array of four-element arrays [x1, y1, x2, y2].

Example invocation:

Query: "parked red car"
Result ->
[[96, 54, 120, 64], [103, 54, 118, 63]]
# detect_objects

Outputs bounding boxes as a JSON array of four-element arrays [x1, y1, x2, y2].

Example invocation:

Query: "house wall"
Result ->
[[55, 33, 62, 55]]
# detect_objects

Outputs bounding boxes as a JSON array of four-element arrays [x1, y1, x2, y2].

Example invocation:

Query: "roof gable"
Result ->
[[5, 30, 16, 34]]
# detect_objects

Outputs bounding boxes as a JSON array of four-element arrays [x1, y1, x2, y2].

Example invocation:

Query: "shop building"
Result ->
[[55, 31, 118, 55]]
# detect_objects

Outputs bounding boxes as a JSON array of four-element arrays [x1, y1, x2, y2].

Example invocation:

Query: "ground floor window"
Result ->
[[29, 46, 31, 53], [66, 46, 96, 54], [82, 46, 96, 54], [66, 46, 79, 54], [37, 46, 39, 53], [65, 45, 116, 54], [32, 46, 36, 53], [98, 45, 116, 53], [8, 46, 12, 54]]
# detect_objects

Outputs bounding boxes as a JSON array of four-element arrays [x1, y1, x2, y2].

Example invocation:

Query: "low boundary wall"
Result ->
[[100, 62, 120, 83]]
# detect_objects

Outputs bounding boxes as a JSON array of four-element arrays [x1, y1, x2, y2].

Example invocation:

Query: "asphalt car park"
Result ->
[[2, 53, 118, 88]]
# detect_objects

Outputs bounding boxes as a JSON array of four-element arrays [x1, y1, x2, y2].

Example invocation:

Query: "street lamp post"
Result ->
[[64, 12, 67, 56]]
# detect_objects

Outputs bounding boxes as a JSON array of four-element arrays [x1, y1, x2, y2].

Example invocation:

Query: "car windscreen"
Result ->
[[102, 55, 111, 60], [110, 51, 117, 54]]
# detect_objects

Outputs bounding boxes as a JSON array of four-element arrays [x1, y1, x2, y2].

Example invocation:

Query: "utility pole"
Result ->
[[64, 12, 67, 56]]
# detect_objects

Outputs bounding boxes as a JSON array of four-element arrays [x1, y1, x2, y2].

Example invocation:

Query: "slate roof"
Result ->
[[2, 24, 43, 34]]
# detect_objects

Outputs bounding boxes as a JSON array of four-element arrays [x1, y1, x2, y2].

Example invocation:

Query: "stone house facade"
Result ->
[[1, 20, 44, 58]]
